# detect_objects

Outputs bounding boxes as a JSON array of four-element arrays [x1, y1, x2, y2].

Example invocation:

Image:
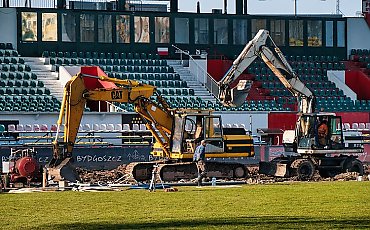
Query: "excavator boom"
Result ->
[[47, 70, 174, 182], [217, 29, 315, 114]]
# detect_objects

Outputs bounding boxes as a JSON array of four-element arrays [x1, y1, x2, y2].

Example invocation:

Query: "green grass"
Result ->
[[1, 181, 370, 229]]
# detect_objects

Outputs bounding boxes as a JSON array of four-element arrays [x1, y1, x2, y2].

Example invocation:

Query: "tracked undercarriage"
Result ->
[[125, 161, 249, 182]]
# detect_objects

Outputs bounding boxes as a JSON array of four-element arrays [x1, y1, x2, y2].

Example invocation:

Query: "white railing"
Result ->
[[172, 45, 220, 99]]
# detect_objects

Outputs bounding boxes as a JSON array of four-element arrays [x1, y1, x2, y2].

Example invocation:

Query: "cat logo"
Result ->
[[111, 91, 123, 100]]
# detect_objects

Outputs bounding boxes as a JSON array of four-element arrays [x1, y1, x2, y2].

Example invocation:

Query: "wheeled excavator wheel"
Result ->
[[290, 159, 315, 181], [344, 158, 364, 175]]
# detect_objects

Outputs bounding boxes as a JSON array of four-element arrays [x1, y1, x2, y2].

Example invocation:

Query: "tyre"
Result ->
[[344, 159, 364, 175], [291, 159, 315, 181], [318, 169, 338, 178], [233, 166, 247, 178]]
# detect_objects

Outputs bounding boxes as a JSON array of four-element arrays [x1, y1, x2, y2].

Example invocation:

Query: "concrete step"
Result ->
[[24, 57, 64, 101]]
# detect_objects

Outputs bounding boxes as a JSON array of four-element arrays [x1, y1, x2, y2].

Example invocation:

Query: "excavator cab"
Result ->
[[296, 113, 344, 152], [168, 111, 223, 157]]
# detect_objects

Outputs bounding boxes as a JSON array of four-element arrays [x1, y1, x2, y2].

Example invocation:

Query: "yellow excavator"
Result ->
[[47, 67, 254, 182]]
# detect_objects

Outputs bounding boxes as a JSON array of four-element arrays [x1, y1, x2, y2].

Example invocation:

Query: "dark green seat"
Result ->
[[42, 51, 49, 58]]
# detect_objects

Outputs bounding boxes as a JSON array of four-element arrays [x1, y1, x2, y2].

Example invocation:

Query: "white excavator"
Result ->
[[217, 29, 364, 180]]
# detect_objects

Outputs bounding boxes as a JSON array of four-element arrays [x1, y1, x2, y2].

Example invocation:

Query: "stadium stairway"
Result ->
[[23, 57, 64, 101], [167, 60, 217, 104]]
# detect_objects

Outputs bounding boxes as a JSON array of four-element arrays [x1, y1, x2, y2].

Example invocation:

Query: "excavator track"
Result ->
[[126, 161, 249, 182], [125, 161, 165, 181]]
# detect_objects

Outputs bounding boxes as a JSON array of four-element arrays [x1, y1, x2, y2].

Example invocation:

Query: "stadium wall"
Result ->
[[0, 8, 17, 48], [345, 70, 370, 100], [347, 17, 370, 56]]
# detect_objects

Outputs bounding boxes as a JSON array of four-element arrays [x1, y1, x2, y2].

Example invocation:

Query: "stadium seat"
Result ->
[[122, 124, 130, 131], [114, 124, 123, 132], [8, 124, 16, 132]]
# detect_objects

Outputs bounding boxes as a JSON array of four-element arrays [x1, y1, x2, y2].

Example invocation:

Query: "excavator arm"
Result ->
[[218, 30, 269, 107], [47, 72, 174, 182], [218, 29, 315, 114]]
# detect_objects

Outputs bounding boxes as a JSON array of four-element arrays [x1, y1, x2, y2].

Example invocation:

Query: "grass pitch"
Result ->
[[0, 181, 369, 229]]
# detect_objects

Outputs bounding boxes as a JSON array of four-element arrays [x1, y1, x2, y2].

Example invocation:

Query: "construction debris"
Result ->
[[76, 165, 136, 184], [74, 163, 370, 185]]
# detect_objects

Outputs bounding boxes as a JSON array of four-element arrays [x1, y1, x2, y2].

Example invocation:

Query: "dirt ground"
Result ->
[[76, 163, 370, 184]]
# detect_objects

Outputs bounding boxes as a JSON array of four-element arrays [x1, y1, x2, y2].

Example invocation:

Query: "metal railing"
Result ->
[[172, 45, 219, 99]]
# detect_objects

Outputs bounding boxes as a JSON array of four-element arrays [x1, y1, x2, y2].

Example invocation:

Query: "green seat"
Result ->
[[6, 88, 14, 95], [29, 88, 36, 95], [147, 74, 154, 80], [15, 80, 22, 87], [42, 51, 49, 58], [141, 74, 148, 80], [127, 53, 134, 59], [168, 89, 175, 95]]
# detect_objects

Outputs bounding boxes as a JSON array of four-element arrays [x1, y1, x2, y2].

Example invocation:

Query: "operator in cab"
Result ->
[[193, 140, 207, 187], [318, 117, 329, 147]]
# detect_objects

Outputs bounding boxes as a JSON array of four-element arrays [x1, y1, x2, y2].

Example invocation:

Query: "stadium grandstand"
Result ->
[[1, 0, 370, 167]]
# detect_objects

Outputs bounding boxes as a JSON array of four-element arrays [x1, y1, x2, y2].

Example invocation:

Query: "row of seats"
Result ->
[[256, 74, 329, 82], [0, 57, 25, 64], [111, 72, 181, 81], [0, 79, 45, 87], [0, 49, 18, 57], [263, 81, 336, 89], [350, 49, 370, 56], [119, 96, 208, 112], [0, 64, 31, 72], [249, 67, 328, 76], [0, 43, 14, 50], [0, 94, 58, 102], [0, 101, 59, 112], [0, 72, 38, 80], [43, 51, 160, 60], [313, 89, 344, 97], [50, 57, 168, 66], [53, 63, 174, 74], [0, 123, 151, 134], [290, 62, 345, 70], [141, 80, 187, 88], [286, 55, 340, 63], [100, 65, 174, 74], [0, 87, 51, 96], [157, 88, 194, 96], [0, 95, 59, 112]]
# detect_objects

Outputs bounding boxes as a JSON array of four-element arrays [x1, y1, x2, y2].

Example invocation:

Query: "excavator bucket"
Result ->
[[259, 161, 289, 177], [220, 80, 253, 107], [46, 157, 80, 182]]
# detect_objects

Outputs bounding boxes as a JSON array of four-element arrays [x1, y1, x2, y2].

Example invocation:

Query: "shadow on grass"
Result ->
[[34, 216, 370, 229]]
